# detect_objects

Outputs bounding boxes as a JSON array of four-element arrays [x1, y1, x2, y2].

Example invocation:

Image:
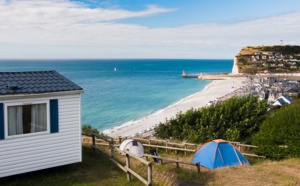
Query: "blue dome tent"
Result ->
[[192, 139, 250, 170]]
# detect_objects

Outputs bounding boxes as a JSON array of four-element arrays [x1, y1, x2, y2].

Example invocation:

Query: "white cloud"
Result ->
[[0, 0, 175, 23], [0, 0, 299, 59]]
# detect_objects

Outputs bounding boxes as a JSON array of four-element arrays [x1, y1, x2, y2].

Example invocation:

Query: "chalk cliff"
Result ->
[[231, 57, 239, 74]]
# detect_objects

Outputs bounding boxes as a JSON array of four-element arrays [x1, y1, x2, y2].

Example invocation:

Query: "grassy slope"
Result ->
[[0, 148, 141, 186], [1, 148, 300, 186], [193, 158, 300, 186]]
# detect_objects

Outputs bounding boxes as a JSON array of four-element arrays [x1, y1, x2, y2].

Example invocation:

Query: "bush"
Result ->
[[252, 102, 300, 159], [82, 124, 100, 134], [155, 95, 268, 144]]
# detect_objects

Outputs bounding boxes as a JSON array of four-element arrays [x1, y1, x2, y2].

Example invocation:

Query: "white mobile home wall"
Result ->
[[0, 93, 82, 178]]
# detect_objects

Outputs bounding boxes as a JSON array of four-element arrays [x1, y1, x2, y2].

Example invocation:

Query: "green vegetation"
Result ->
[[252, 101, 300, 160], [82, 124, 100, 134], [155, 93, 300, 161], [261, 45, 300, 54], [155, 95, 268, 143]]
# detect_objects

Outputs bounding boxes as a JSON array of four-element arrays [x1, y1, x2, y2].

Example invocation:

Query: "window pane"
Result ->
[[31, 104, 47, 133], [8, 106, 23, 136], [8, 103, 47, 136]]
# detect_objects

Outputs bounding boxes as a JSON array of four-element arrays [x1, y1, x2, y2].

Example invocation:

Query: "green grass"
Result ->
[[1, 147, 300, 186], [0, 148, 142, 186]]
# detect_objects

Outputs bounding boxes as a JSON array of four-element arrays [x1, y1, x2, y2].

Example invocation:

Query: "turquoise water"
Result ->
[[0, 59, 233, 132]]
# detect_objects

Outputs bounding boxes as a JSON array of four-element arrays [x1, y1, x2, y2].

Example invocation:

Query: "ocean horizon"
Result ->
[[0, 59, 233, 132]]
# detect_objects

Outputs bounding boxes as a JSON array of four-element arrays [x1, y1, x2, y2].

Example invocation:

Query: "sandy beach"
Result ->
[[106, 76, 246, 138]]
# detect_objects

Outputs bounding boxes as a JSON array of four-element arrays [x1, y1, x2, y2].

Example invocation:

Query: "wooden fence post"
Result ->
[[126, 153, 131, 182], [92, 134, 96, 154], [196, 163, 200, 174], [110, 139, 114, 158], [184, 144, 187, 157], [166, 141, 168, 153], [118, 136, 122, 144], [148, 163, 152, 186]]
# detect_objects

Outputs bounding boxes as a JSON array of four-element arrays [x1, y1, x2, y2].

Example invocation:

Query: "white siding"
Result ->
[[0, 94, 82, 178]]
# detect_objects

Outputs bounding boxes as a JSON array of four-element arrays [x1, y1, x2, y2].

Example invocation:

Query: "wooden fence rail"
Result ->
[[133, 138, 199, 156], [143, 144, 196, 154], [134, 138, 199, 149], [82, 133, 152, 186], [234, 143, 266, 159], [114, 147, 152, 185], [143, 154, 200, 174]]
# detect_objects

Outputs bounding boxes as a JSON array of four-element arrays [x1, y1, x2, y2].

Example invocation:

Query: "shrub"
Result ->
[[252, 102, 300, 159], [155, 95, 268, 144], [82, 124, 100, 134]]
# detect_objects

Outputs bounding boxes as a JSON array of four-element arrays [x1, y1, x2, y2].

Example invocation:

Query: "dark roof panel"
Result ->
[[0, 70, 83, 95]]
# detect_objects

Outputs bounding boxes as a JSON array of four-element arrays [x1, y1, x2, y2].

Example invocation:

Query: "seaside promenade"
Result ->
[[106, 76, 246, 138]]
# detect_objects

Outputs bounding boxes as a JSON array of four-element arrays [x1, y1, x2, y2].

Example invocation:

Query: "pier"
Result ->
[[182, 70, 200, 78]]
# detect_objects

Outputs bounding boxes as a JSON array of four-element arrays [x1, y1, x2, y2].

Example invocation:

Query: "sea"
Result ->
[[0, 59, 233, 132]]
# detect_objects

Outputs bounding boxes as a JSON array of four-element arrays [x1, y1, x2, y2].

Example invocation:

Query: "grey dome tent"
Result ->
[[119, 139, 144, 158]]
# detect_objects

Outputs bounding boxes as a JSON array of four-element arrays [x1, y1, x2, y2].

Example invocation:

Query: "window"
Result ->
[[7, 103, 48, 136], [0, 99, 58, 140]]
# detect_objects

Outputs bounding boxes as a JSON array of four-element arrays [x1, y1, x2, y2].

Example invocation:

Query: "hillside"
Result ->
[[235, 45, 300, 74], [1, 148, 300, 186]]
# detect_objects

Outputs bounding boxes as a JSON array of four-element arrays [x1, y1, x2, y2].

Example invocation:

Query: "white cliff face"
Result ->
[[231, 57, 239, 74]]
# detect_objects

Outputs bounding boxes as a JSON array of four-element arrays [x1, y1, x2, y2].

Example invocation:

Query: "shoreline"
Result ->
[[106, 76, 246, 138], [103, 81, 214, 134]]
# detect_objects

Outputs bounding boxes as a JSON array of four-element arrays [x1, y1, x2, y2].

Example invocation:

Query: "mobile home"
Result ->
[[0, 71, 83, 178]]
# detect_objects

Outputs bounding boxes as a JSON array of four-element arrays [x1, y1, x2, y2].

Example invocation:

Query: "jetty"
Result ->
[[182, 70, 244, 80], [182, 70, 200, 78]]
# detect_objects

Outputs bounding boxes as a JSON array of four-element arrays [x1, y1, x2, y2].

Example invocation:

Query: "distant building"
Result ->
[[268, 77, 277, 87], [285, 87, 300, 97], [272, 94, 294, 106]]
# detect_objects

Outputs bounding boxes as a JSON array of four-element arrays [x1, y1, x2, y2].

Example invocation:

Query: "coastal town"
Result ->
[[219, 75, 299, 107], [235, 45, 300, 73]]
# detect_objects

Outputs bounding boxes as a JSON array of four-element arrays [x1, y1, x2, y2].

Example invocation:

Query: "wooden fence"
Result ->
[[144, 154, 200, 174], [230, 142, 266, 158], [133, 138, 199, 156], [82, 133, 153, 186], [134, 138, 266, 159], [83, 135, 266, 160]]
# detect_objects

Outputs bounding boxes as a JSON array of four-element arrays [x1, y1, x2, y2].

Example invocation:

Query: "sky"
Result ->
[[1, 0, 300, 59]]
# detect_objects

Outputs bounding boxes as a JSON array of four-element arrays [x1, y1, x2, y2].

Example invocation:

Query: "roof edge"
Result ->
[[0, 90, 83, 101]]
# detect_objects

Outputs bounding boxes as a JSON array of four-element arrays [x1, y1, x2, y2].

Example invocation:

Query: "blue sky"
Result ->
[[1, 0, 300, 59]]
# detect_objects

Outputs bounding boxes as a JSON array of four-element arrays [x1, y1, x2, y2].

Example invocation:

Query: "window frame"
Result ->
[[4, 100, 50, 139]]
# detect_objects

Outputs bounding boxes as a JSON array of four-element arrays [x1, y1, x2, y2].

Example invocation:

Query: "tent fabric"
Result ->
[[192, 139, 249, 170], [119, 139, 144, 158]]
